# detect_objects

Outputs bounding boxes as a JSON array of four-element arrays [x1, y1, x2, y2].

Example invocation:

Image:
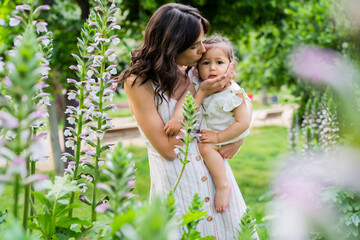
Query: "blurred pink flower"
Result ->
[[95, 203, 110, 213], [270, 147, 360, 240], [16, 5, 31, 10], [291, 46, 357, 89]]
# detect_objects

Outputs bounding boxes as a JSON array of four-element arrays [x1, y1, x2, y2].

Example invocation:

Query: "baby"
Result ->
[[165, 35, 252, 213]]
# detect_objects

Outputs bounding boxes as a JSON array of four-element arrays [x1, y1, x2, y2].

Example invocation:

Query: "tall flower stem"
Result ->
[[172, 92, 199, 192], [92, 43, 105, 222], [14, 175, 20, 218], [68, 77, 85, 218], [23, 157, 30, 229], [173, 134, 190, 192]]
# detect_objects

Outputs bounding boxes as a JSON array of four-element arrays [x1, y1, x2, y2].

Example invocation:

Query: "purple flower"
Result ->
[[16, 5, 31, 10], [95, 203, 110, 213], [291, 46, 355, 89], [34, 5, 50, 12], [127, 179, 136, 187], [9, 18, 21, 27], [23, 174, 48, 185], [0, 111, 19, 129]]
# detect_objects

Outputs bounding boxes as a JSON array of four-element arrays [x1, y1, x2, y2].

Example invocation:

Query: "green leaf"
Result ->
[[112, 209, 136, 233], [46, 176, 80, 202], [57, 217, 90, 229], [351, 213, 360, 227], [0, 210, 8, 225], [31, 191, 51, 210], [180, 211, 207, 226]]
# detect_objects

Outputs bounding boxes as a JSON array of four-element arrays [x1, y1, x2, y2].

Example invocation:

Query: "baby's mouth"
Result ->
[[209, 74, 217, 79]]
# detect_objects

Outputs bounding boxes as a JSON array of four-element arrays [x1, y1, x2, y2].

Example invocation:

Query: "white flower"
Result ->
[[67, 116, 76, 125], [174, 148, 180, 155], [108, 53, 117, 62], [9, 18, 21, 26], [36, 22, 48, 34], [64, 129, 72, 137], [41, 38, 50, 46], [96, 131, 103, 139], [0, 61, 4, 73], [39, 96, 50, 106], [40, 66, 50, 76], [28, 140, 47, 162], [16, 5, 31, 10], [0, 19, 5, 26], [111, 25, 121, 30], [112, 38, 120, 46], [105, 49, 115, 56], [14, 36, 22, 46], [87, 46, 94, 53], [93, 112, 102, 118], [87, 69, 94, 78], [81, 174, 93, 182], [61, 155, 68, 162], [94, 55, 104, 64], [65, 108, 73, 114], [90, 85, 100, 93], [102, 72, 110, 80], [67, 92, 76, 100], [65, 140, 75, 150], [78, 183, 88, 193], [110, 68, 117, 75]]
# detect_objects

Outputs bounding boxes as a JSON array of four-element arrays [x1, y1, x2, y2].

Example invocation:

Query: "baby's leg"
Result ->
[[198, 142, 231, 213]]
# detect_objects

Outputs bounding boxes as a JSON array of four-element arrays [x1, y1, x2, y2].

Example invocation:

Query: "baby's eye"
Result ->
[[202, 61, 210, 65], [217, 61, 224, 64]]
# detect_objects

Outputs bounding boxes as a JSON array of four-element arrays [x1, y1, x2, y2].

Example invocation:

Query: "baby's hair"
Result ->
[[202, 34, 237, 64]]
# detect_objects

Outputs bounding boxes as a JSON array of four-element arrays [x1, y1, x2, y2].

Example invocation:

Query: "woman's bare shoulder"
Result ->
[[124, 74, 144, 87]]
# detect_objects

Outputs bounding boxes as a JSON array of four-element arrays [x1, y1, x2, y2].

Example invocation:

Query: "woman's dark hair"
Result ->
[[119, 3, 210, 102]]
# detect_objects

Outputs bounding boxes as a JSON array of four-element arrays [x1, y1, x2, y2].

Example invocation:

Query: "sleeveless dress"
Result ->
[[135, 75, 252, 240]]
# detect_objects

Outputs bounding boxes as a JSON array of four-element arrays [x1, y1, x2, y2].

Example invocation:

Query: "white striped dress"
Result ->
[[136, 78, 254, 240]]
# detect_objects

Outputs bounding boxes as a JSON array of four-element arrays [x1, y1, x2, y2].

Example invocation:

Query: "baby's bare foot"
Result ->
[[215, 183, 231, 213]]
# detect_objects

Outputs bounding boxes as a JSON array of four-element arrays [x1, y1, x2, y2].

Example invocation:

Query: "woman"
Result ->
[[120, 3, 251, 239]]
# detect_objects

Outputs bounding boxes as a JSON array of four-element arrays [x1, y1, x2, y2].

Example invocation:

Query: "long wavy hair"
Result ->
[[119, 3, 209, 102]]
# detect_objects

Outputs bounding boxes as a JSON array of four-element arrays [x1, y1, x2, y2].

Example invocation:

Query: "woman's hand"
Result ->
[[198, 62, 234, 97], [218, 138, 244, 159]]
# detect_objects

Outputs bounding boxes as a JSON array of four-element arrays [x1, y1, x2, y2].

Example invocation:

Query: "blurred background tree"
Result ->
[[1, 0, 345, 161]]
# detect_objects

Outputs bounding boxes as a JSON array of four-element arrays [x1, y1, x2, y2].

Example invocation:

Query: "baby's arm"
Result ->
[[201, 94, 252, 144], [164, 83, 196, 136]]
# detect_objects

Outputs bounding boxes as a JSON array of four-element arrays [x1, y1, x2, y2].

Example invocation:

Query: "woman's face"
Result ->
[[176, 26, 205, 67]]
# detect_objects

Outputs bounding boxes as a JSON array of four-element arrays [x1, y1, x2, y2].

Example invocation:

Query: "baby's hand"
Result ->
[[164, 118, 182, 136], [200, 129, 218, 143]]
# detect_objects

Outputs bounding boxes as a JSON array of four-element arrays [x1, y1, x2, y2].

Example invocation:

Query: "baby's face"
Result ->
[[198, 47, 230, 81]]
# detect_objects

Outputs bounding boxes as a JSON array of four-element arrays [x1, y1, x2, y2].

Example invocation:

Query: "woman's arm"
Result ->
[[124, 75, 182, 160], [164, 83, 195, 136]]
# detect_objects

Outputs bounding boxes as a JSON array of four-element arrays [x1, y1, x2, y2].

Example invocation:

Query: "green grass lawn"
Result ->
[[128, 125, 289, 227]]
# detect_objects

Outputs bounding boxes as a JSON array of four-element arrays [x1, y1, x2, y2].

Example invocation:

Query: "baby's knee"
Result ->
[[198, 143, 213, 157]]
